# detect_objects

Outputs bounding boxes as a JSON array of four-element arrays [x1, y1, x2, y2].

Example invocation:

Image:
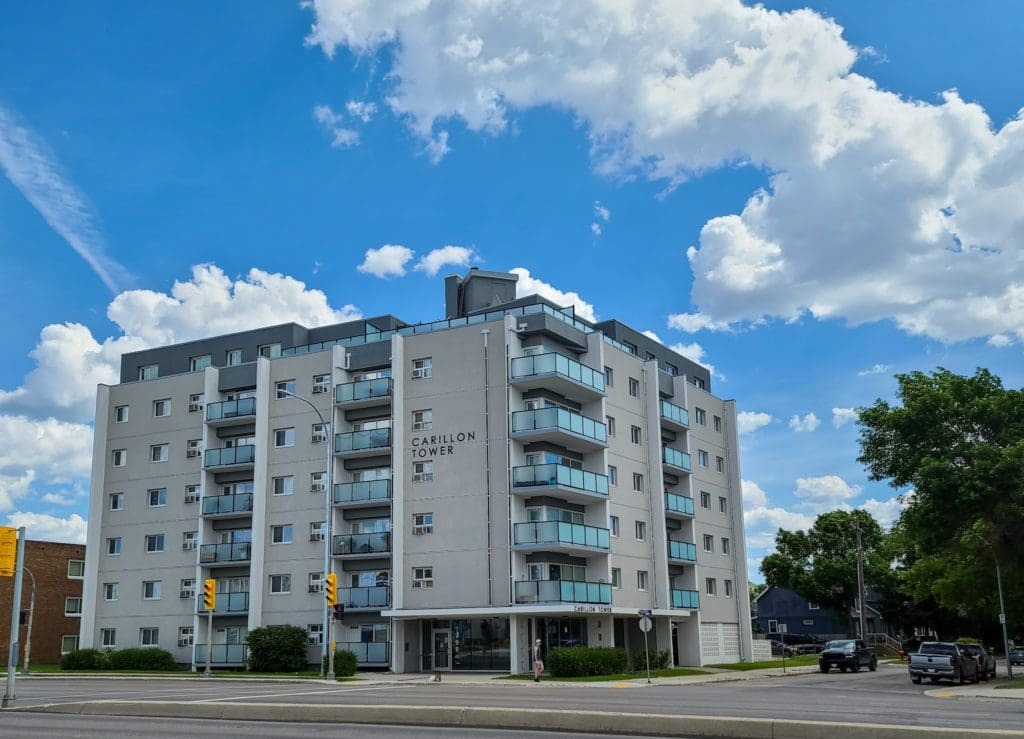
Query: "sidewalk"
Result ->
[[926, 680, 1024, 700]]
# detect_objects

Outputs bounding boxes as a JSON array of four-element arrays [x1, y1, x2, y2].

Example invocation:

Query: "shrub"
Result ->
[[321, 649, 359, 677], [547, 647, 628, 677], [630, 648, 671, 672], [61, 648, 103, 670], [246, 625, 309, 672], [108, 647, 178, 671]]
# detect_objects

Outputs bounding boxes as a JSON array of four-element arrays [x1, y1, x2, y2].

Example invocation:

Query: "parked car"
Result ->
[[1010, 647, 1024, 667], [769, 640, 794, 657], [908, 642, 979, 685], [766, 632, 823, 649], [819, 639, 877, 673], [957, 643, 996, 681]]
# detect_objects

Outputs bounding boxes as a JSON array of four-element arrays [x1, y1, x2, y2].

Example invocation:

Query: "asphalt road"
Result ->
[[5, 663, 1020, 732]]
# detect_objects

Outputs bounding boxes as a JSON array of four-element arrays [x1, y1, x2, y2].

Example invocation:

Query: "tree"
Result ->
[[761, 509, 892, 618]]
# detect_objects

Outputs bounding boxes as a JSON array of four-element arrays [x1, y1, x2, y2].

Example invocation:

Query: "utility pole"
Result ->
[[994, 556, 1013, 680], [854, 522, 868, 641], [20, 567, 35, 675], [2, 527, 26, 707]]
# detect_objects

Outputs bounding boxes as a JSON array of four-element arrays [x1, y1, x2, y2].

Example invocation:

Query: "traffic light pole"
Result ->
[[2, 527, 26, 708], [204, 610, 213, 677]]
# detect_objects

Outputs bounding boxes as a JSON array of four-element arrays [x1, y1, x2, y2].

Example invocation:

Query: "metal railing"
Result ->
[[333, 479, 392, 505], [205, 397, 256, 422], [513, 521, 610, 550], [199, 541, 252, 564], [332, 532, 391, 556], [335, 641, 390, 663], [335, 378, 393, 404], [204, 445, 255, 468], [339, 586, 390, 608], [671, 589, 700, 609], [511, 408, 607, 444], [665, 492, 695, 516], [201, 493, 254, 516], [194, 644, 247, 664], [514, 580, 611, 605], [660, 400, 690, 428], [511, 464, 608, 496], [668, 540, 697, 562], [510, 353, 605, 393], [334, 429, 391, 454], [198, 591, 249, 614], [662, 446, 692, 471]]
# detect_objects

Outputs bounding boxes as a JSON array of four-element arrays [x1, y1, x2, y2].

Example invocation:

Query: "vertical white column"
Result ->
[[80, 385, 111, 649], [724, 400, 753, 662], [390, 333, 406, 611], [644, 361, 669, 610], [247, 357, 272, 632]]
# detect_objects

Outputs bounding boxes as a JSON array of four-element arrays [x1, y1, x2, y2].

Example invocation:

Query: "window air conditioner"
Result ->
[[312, 432, 326, 443], [411, 368, 428, 379], [188, 402, 203, 412], [310, 483, 326, 493], [186, 450, 199, 459], [310, 531, 324, 542]]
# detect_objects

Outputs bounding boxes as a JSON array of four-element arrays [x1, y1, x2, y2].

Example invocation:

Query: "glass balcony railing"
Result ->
[[333, 479, 392, 505], [514, 580, 611, 605], [339, 585, 390, 609], [206, 397, 256, 422], [513, 521, 610, 550], [336, 641, 390, 663], [512, 464, 608, 496], [335, 429, 391, 454], [668, 540, 697, 562], [201, 493, 253, 517], [333, 532, 391, 556], [194, 644, 247, 664], [671, 589, 700, 609], [510, 353, 605, 393], [199, 591, 249, 614], [335, 378, 393, 404], [511, 408, 607, 444], [660, 400, 689, 428], [204, 445, 255, 468], [662, 446, 692, 471], [665, 492, 695, 517], [199, 542, 252, 564]]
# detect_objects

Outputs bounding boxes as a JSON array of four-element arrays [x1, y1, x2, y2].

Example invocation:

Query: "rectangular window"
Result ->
[[412, 461, 434, 482], [412, 513, 434, 535], [693, 377, 706, 390], [142, 581, 162, 600], [153, 399, 171, 417], [635, 521, 646, 541], [632, 472, 644, 492], [226, 349, 243, 366], [412, 567, 433, 589], [630, 425, 641, 444], [703, 534, 714, 552], [312, 423, 327, 443], [695, 408, 706, 425], [180, 579, 196, 599], [273, 475, 294, 496], [628, 377, 640, 397], [611, 568, 622, 589], [106, 537, 121, 555], [184, 485, 200, 504], [609, 515, 619, 537], [724, 580, 733, 597], [139, 628, 159, 647], [183, 531, 198, 551], [275, 379, 296, 399], [100, 629, 116, 648], [68, 559, 85, 578], [716, 456, 725, 473], [705, 578, 717, 596], [411, 357, 432, 379], [271, 524, 293, 544], [310, 471, 326, 493], [186, 439, 202, 458], [307, 624, 323, 647], [697, 450, 709, 467], [258, 343, 281, 358], [637, 570, 648, 592], [104, 582, 118, 601], [606, 416, 616, 436], [412, 409, 433, 431], [309, 522, 325, 542], [138, 364, 158, 381], [112, 449, 126, 467], [721, 537, 730, 555], [178, 626, 194, 648], [61, 635, 79, 654], [665, 363, 678, 376], [808, 602, 820, 611], [308, 572, 324, 593], [269, 574, 291, 594], [700, 491, 711, 509], [719, 496, 728, 514], [150, 444, 169, 463], [145, 534, 165, 553], [189, 393, 204, 412], [147, 488, 167, 507], [608, 465, 618, 486], [273, 427, 295, 447], [109, 492, 124, 510], [114, 405, 129, 423], [312, 373, 331, 394], [190, 355, 211, 372], [604, 366, 614, 386], [714, 415, 722, 433]]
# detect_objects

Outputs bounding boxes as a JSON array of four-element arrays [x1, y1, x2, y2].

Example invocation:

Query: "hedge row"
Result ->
[[630, 648, 671, 671], [321, 649, 359, 677], [61, 647, 178, 671], [547, 647, 628, 677]]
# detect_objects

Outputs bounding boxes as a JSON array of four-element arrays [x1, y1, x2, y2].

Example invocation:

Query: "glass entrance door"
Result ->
[[432, 629, 451, 670]]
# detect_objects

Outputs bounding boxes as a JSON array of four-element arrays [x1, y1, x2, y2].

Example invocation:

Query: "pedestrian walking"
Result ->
[[533, 638, 544, 682]]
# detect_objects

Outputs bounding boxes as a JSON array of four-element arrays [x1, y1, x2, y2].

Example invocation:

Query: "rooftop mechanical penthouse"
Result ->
[[81, 268, 753, 672]]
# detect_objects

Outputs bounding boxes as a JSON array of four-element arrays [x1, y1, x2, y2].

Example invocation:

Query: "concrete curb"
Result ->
[[17, 701, 1024, 738]]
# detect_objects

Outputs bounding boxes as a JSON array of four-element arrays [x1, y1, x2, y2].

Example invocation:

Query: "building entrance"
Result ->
[[432, 628, 451, 670]]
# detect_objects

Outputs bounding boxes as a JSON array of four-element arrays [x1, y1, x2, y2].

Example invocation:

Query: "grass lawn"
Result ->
[[8, 665, 352, 680], [711, 654, 820, 671], [995, 680, 1024, 690], [498, 667, 708, 682]]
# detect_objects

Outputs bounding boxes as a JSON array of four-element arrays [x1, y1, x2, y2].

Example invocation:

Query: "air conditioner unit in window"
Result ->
[[411, 473, 433, 483], [184, 542, 196, 551], [178, 639, 192, 647], [180, 590, 195, 599], [412, 525, 431, 535], [186, 450, 199, 459], [411, 368, 428, 379], [310, 483, 326, 493], [308, 584, 323, 593], [188, 402, 203, 412], [310, 531, 324, 542], [412, 580, 429, 589], [184, 492, 200, 504], [311, 432, 326, 443], [312, 383, 328, 394]]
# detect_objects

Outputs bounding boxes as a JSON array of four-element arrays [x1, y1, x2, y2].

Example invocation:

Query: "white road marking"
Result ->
[[192, 684, 409, 703]]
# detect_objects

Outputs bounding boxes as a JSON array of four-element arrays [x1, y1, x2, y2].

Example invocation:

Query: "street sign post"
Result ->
[[639, 616, 653, 683], [779, 623, 788, 673]]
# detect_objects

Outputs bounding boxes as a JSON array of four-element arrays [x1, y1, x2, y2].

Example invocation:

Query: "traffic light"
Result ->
[[332, 604, 345, 622], [202, 578, 216, 611], [0, 526, 17, 577], [324, 573, 338, 607]]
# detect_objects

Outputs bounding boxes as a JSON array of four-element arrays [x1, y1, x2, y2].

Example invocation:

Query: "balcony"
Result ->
[[199, 542, 252, 567], [198, 591, 249, 615], [194, 643, 247, 666], [333, 532, 391, 559], [339, 585, 390, 610], [513, 521, 610, 556], [667, 540, 697, 564], [514, 580, 611, 606], [335, 378, 393, 409], [510, 408, 607, 451], [205, 398, 256, 428], [509, 353, 605, 402], [336, 641, 390, 665], [201, 493, 253, 519], [334, 429, 391, 459], [671, 589, 700, 610], [664, 492, 695, 520], [660, 400, 690, 432], [333, 479, 392, 508], [511, 463, 608, 505], [204, 445, 255, 470], [662, 446, 692, 473]]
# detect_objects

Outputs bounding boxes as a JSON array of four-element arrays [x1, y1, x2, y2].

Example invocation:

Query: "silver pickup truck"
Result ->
[[909, 642, 979, 684]]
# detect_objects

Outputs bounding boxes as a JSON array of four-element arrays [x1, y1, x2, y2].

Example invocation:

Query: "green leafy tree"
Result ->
[[246, 625, 310, 672]]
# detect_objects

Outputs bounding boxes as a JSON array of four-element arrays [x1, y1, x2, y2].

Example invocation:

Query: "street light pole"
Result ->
[[853, 522, 868, 641], [20, 567, 35, 675], [277, 388, 334, 679], [968, 530, 1013, 680]]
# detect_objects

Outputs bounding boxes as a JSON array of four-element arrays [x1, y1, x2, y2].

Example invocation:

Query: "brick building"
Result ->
[[0, 540, 86, 665]]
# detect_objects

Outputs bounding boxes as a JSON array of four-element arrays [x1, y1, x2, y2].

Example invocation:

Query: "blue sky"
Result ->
[[1, 1, 1022, 581]]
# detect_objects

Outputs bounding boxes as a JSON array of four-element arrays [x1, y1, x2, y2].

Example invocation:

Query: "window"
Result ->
[[269, 574, 291, 594], [273, 475, 294, 496], [665, 363, 678, 376], [703, 534, 714, 552], [189, 393, 204, 412], [645, 351, 656, 361], [721, 537, 730, 555], [716, 456, 725, 473], [412, 461, 434, 482], [275, 379, 296, 399], [632, 472, 644, 492], [606, 416, 616, 436], [768, 619, 779, 632], [714, 415, 722, 433], [719, 496, 728, 514], [724, 580, 733, 597], [308, 572, 324, 593], [630, 425, 641, 444], [183, 531, 198, 551], [307, 623, 323, 647], [68, 559, 85, 578], [697, 450, 709, 467], [412, 409, 433, 431], [138, 364, 158, 381], [180, 579, 196, 599], [628, 377, 640, 397], [140, 628, 159, 647], [700, 491, 711, 509], [611, 568, 622, 589], [274, 427, 295, 448], [106, 537, 121, 555], [637, 570, 648, 592], [408, 357, 434, 381], [190, 355, 211, 372], [413, 513, 434, 535], [705, 577, 717, 596], [635, 521, 646, 541], [309, 521, 325, 542], [112, 449, 126, 467], [104, 582, 118, 601], [808, 602, 820, 610], [61, 635, 79, 654], [604, 366, 614, 386], [107, 492, 124, 511], [609, 515, 620, 537], [147, 488, 167, 507], [186, 438, 202, 458], [145, 534, 165, 553], [258, 343, 281, 358], [225, 348, 242, 366], [693, 376, 706, 390], [271, 524, 293, 544], [312, 423, 327, 443], [412, 567, 433, 589], [153, 399, 171, 417], [178, 626, 194, 648], [310, 471, 326, 493], [608, 465, 618, 486], [312, 374, 331, 394], [142, 581, 162, 600], [184, 485, 200, 504], [114, 405, 129, 423], [150, 444, 169, 463], [100, 629, 116, 648], [695, 408, 706, 425]]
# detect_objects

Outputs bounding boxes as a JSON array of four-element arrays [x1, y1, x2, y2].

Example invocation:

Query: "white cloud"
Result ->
[[669, 342, 719, 380], [641, 330, 662, 344], [41, 492, 77, 506], [511, 267, 597, 322], [414, 245, 478, 276], [988, 333, 1013, 348], [0, 415, 92, 512], [590, 222, 602, 236], [737, 411, 773, 434], [857, 363, 890, 377], [345, 99, 378, 122], [788, 412, 820, 432], [357, 245, 415, 278], [313, 104, 359, 147], [744, 503, 816, 548], [860, 496, 906, 528], [742, 479, 768, 509], [6, 511, 86, 544], [0, 103, 130, 293], [305, 0, 1024, 344], [666, 312, 734, 334], [794, 474, 862, 511], [832, 407, 858, 428], [592, 200, 611, 236]]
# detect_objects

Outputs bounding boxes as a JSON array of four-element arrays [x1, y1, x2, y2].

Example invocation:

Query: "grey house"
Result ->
[[753, 585, 894, 640]]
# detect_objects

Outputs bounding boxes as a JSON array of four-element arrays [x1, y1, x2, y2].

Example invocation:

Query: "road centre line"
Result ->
[[192, 684, 408, 703]]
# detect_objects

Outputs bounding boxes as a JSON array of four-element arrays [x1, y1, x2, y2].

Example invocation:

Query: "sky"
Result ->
[[1, 1, 1022, 582]]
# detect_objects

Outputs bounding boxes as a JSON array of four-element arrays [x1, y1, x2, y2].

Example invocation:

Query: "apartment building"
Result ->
[[81, 268, 753, 671]]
